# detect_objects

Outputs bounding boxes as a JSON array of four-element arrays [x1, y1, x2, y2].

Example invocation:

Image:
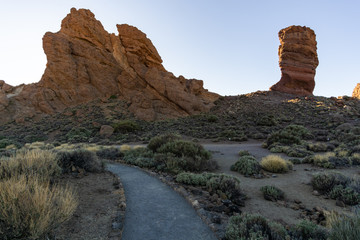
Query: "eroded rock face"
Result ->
[[352, 83, 360, 99], [0, 8, 218, 124], [270, 26, 319, 96]]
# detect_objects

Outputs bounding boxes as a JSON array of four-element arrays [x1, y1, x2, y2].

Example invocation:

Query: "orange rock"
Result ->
[[0, 8, 219, 124], [270, 26, 319, 96], [352, 83, 360, 99]]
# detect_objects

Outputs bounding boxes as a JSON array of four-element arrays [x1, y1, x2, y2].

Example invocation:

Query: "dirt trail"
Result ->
[[203, 140, 359, 225]]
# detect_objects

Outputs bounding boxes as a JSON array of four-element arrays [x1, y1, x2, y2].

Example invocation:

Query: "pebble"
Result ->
[[312, 190, 320, 196]]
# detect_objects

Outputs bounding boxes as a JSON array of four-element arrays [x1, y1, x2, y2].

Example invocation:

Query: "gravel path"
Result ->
[[107, 163, 217, 240]]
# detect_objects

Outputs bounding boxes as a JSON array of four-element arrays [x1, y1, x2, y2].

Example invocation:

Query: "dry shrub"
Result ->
[[0, 176, 77, 239], [260, 155, 293, 173], [0, 149, 61, 182], [120, 144, 131, 152]]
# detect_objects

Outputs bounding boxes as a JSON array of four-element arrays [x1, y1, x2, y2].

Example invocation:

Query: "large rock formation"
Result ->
[[270, 26, 319, 96], [0, 8, 218, 124], [352, 83, 360, 99]]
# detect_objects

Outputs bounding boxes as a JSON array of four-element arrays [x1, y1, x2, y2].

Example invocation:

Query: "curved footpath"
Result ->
[[107, 163, 218, 240]]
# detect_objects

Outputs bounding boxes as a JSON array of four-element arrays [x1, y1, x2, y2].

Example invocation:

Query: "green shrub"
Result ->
[[147, 133, 181, 152], [66, 127, 92, 143], [225, 214, 287, 240], [112, 120, 140, 133], [311, 172, 360, 205], [0, 139, 20, 149], [256, 115, 278, 126], [96, 147, 123, 160], [238, 150, 251, 156], [155, 140, 214, 173], [285, 145, 312, 157], [328, 213, 360, 240], [157, 140, 211, 160], [260, 185, 285, 201], [290, 220, 328, 240], [260, 155, 293, 173], [57, 149, 104, 173], [0, 149, 61, 182], [176, 172, 246, 206], [0, 176, 77, 240], [206, 114, 218, 123], [329, 185, 360, 206], [231, 155, 261, 176], [266, 125, 312, 147], [123, 148, 155, 168], [311, 172, 336, 193], [350, 153, 360, 165], [305, 152, 336, 168], [307, 142, 328, 152]]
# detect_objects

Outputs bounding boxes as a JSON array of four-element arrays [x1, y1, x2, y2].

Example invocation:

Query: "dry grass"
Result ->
[[0, 149, 61, 182], [120, 144, 131, 152], [0, 175, 77, 239], [312, 152, 336, 167], [260, 155, 293, 173]]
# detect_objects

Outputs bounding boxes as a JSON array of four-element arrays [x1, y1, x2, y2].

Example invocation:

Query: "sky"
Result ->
[[0, 0, 359, 97]]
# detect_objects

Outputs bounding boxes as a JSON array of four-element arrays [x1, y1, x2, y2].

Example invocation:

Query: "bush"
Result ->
[[0, 176, 77, 239], [176, 172, 246, 206], [0, 149, 61, 182], [112, 120, 140, 133], [66, 127, 92, 143], [266, 125, 312, 147], [311, 172, 336, 193], [0, 138, 21, 149], [147, 133, 181, 152], [328, 213, 360, 240], [157, 140, 211, 160], [260, 185, 285, 201], [260, 155, 293, 173], [307, 142, 328, 152], [123, 148, 156, 168], [225, 214, 287, 240], [350, 153, 360, 165], [57, 149, 104, 173], [285, 145, 312, 158], [289, 220, 328, 240], [96, 147, 123, 160], [238, 150, 250, 156], [305, 152, 336, 168], [231, 155, 261, 176]]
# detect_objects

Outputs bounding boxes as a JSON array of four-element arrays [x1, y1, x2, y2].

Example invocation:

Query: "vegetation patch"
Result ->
[[260, 185, 285, 201], [230, 155, 261, 176], [57, 149, 104, 173], [176, 172, 246, 206], [0, 149, 77, 239], [225, 213, 287, 240], [112, 120, 140, 133], [311, 172, 360, 205], [260, 155, 293, 173]]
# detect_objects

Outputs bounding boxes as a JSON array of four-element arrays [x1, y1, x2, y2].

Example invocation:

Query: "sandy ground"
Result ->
[[54, 172, 123, 240]]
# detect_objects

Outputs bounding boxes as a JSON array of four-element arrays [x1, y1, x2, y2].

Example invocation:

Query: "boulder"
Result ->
[[270, 26, 319, 96], [99, 125, 115, 138]]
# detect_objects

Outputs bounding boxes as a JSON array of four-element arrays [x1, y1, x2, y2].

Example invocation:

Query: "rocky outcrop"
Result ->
[[0, 8, 218, 124], [352, 83, 360, 99], [270, 26, 319, 96]]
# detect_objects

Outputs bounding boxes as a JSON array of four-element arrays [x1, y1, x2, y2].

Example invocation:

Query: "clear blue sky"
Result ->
[[0, 0, 359, 97]]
